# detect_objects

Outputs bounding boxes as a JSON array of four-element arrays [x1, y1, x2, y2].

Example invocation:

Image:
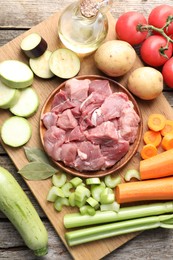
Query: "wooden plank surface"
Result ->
[[1, 1, 173, 259]]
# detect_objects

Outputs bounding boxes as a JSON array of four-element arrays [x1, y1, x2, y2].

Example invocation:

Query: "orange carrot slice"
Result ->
[[143, 130, 162, 147], [140, 144, 158, 160], [147, 113, 166, 132], [140, 149, 173, 180], [115, 176, 173, 204], [161, 133, 173, 150], [160, 120, 173, 136]]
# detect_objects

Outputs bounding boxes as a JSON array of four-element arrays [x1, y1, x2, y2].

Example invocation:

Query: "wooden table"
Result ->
[[1, 0, 173, 259]]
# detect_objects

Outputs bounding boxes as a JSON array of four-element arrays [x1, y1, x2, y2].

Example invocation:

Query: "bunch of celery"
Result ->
[[64, 201, 173, 246]]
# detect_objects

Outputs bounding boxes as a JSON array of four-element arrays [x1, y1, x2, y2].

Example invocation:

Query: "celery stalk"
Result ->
[[65, 214, 173, 246], [64, 201, 173, 228]]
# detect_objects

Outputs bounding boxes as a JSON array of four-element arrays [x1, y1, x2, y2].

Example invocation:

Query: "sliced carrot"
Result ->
[[140, 144, 158, 160], [147, 113, 166, 132], [139, 149, 173, 180], [115, 176, 173, 204], [161, 133, 173, 150], [160, 120, 173, 136], [143, 130, 162, 147]]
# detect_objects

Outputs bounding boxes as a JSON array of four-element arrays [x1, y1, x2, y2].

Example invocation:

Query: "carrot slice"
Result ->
[[143, 130, 161, 147], [147, 113, 166, 132], [115, 176, 173, 204], [160, 120, 173, 136], [161, 133, 173, 150], [140, 149, 173, 180], [140, 144, 157, 160]]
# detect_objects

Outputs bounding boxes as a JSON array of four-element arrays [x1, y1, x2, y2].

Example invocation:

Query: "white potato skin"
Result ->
[[94, 40, 136, 77], [127, 67, 163, 100]]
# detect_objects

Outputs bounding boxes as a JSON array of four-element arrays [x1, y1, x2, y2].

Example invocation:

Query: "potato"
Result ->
[[94, 40, 136, 77], [127, 67, 163, 100]]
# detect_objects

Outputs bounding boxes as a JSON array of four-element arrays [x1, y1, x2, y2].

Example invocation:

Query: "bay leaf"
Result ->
[[24, 146, 50, 164], [18, 161, 58, 180]]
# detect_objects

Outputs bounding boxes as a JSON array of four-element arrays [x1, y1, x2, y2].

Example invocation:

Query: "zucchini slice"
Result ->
[[1, 116, 32, 147], [21, 33, 48, 58], [29, 50, 54, 79], [0, 80, 20, 109], [10, 87, 39, 117], [49, 48, 80, 79], [0, 60, 34, 89]]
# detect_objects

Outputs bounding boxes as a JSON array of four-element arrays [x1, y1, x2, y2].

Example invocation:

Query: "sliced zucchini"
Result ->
[[49, 48, 80, 79], [0, 80, 20, 109], [10, 87, 39, 117], [1, 116, 32, 147], [29, 50, 54, 79], [21, 33, 48, 58], [0, 60, 34, 89]]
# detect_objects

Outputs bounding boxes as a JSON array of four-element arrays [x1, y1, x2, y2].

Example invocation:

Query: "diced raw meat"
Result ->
[[51, 90, 68, 109], [43, 126, 66, 156], [51, 99, 76, 114], [89, 80, 112, 96], [57, 109, 78, 130], [101, 139, 129, 167], [100, 92, 131, 121], [41, 112, 58, 129], [59, 142, 78, 166], [84, 121, 118, 146], [118, 106, 140, 143], [65, 78, 90, 102], [66, 126, 86, 142], [74, 141, 105, 171], [80, 92, 105, 116]]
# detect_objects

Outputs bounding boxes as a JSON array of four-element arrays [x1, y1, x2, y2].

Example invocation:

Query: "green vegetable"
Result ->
[[0, 80, 20, 109], [80, 205, 96, 216], [0, 166, 48, 256], [52, 172, 67, 187], [124, 169, 141, 181], [47, 186, 64, 202], [0, 60, 34, 89], [18, 161, 57, 180], [10, 87, 39, 117], [54, 197, 69, 212], [49, 48, 80, 79], [61, 182, 73, 197], [64, 201, 173, 228], [86, 177, 101, 185], [1, 116, 32, 147], [104, 175, 121, 188], [100, 201, 120, 212], [70, 177, 83, 187], [65, 214, 173, 246]]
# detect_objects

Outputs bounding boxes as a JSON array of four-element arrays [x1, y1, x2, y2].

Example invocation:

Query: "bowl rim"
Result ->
[[39, 75, 143, 178]]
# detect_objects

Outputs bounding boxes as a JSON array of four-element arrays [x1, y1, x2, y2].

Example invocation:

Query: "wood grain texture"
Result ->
[[1, 1, 173, 259]]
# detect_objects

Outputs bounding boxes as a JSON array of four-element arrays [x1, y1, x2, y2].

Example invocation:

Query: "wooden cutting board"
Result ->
[[1, 10, 173, 260]]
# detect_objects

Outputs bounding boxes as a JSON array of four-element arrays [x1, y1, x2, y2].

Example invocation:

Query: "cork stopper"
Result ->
[[80, 0, 99, 18], [80, 0, 113, 18]]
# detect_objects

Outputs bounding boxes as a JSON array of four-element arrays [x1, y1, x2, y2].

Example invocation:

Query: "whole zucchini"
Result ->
[[0, 166, 48, 256]]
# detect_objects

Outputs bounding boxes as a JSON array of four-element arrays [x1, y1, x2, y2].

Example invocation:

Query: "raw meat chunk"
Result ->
[[57, 109, 78, 130], [65, 78, 90, 102], [42, 112, 57, 129], [89, 80, 112, 97]]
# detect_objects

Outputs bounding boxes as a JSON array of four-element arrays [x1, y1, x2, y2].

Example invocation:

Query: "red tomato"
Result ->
[[162, 57, 173, 88], [148, 5, 173, 36], [140, 35, 172, 67], [115, 11, 148, 46]]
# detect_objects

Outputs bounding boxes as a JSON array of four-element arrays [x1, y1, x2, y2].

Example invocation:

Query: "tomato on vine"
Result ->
[[148, 5, 173, 36], [115, 11, 148, 46], [140, 35, 172, 67], [162, 57, 173, 88]]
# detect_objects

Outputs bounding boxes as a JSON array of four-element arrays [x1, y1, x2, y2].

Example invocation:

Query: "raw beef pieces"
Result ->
[[42, 78, 140, 172]]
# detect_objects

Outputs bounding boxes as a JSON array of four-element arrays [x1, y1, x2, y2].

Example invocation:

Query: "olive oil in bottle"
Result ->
[[58, 0, 113, 56]]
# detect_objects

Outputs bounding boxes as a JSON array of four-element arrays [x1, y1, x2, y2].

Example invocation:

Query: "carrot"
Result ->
[[147, 113, 166, 132], [161, 133, 173, 151], [160, 120, 173, 136], [115, 176, 173, 204], [140, 148, 173, 180], [143, 130, 162, 147], [140, 144, 158, 160]]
